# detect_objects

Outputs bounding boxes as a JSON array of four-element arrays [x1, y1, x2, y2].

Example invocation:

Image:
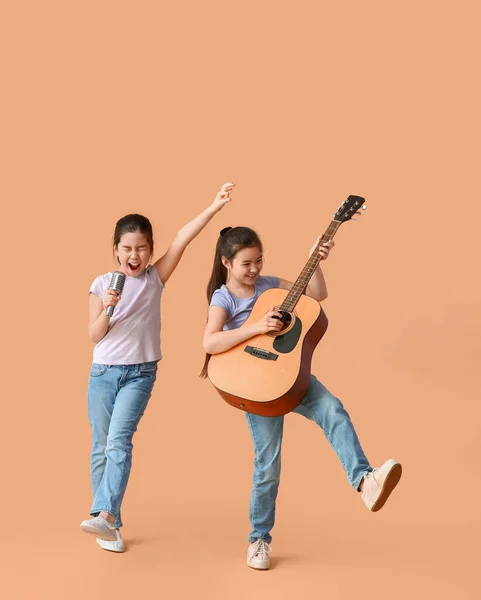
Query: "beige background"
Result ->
[[2, 1, 480, 599]]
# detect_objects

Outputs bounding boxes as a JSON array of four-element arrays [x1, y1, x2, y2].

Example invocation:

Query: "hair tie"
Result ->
[[220, 226, 233, 237]]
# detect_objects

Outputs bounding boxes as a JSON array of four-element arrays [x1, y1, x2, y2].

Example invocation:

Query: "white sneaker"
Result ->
[[96, 530, 125, 552], [80, 516, 117, 541], [361, 458, 402, 512], [247, 539, 272, 570]]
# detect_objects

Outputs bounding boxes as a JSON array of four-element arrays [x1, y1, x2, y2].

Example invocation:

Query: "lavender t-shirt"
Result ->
[[89, 265, 164, 365], [210, 275, 280, 330]]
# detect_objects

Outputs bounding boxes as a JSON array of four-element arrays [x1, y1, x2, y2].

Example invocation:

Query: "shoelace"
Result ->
[[361, 469, 380, 499], [252, 539, 272, 560]]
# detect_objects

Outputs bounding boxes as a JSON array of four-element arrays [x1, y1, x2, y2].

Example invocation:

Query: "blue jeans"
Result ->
[[245, 375, 372, 543], [87, 361, 157, 528]]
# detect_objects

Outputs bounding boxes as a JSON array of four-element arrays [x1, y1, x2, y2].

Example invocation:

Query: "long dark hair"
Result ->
[[113, 214, 154, 262], [200, 226, 263, 378]]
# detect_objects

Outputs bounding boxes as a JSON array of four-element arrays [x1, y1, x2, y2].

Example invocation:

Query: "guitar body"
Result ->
[[208, 288, 328, 417], [207, 194, 366, 417]]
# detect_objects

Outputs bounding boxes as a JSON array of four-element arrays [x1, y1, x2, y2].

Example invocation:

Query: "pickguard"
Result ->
[[273, 317, 302, 353]]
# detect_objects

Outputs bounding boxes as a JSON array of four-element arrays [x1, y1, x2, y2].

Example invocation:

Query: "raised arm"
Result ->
[[277, 238, 335, 302], [155, 182, 235, 284]]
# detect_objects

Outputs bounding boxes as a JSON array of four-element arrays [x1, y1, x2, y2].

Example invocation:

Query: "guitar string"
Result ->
[[233, 201, 362, 402], [253, 221, 340, 354]]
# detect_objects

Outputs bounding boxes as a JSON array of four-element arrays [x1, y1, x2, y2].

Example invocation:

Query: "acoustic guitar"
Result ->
[[208, 195, 366, 417]]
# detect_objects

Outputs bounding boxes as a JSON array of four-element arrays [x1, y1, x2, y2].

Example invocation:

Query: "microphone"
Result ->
[[106, 271, 126, 317]]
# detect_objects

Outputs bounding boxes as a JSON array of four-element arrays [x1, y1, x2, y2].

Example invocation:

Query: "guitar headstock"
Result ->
[[334, 195, 366, 223]]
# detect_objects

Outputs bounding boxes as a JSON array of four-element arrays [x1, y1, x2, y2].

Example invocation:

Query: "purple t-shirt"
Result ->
[[89, 265, 164, 365], [210, 275, 280, 330]]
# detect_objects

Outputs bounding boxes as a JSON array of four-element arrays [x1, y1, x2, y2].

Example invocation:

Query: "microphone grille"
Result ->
[[109, 271, 126, 294]]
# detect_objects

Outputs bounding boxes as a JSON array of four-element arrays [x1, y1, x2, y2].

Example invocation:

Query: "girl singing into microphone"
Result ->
[[80, 183, 234, 552]]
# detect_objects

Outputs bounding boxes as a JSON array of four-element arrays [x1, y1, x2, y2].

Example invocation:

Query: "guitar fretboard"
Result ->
[[279, 220, 341, 313]]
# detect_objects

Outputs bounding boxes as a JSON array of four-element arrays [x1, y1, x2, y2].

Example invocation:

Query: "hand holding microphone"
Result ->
[[104, 271, 126, 317]]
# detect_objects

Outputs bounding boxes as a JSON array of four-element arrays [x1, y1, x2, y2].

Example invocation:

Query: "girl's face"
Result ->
[[115, 231, 152, 277], [223, 246, 263, 286]]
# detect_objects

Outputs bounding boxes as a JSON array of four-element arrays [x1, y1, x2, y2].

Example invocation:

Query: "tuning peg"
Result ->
[[362, 204, 367, 210]]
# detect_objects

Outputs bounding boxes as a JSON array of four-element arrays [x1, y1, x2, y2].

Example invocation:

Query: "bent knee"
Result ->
[[106, 435, 134, 454], [254, 458, 281, 483]]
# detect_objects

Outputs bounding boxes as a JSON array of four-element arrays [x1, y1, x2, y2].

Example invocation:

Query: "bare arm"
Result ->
[[155, 182, 234, 285], [307, 265, 328, 302], [203, 306, 283, 354], [88, 286, 122, 343], [278, 269, 327, 302], [277, 239, 334, 302], [88, 293, 110, 343]]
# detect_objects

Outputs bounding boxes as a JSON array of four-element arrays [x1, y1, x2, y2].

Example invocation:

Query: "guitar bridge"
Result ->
[[244, 346, 278, 361]]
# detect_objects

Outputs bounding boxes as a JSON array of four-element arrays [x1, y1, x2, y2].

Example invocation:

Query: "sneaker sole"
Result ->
[[96, 539, 125, 553], [247, 561, 270, 570], [371, 462, 402, 512], [80, 523, 117, 541]]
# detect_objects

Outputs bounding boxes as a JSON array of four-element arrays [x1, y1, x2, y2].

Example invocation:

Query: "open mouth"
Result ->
[[128, 263, 141, 272]]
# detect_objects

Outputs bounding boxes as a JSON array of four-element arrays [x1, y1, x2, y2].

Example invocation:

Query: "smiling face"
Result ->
[[114, 231, 152, 277], [222, 245, 263, 286]]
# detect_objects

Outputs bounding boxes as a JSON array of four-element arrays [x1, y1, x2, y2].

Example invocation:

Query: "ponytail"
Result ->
[[200, 226, 262, 378]]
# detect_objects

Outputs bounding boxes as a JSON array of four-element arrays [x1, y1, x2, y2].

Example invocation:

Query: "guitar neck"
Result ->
[[279, 220, 342, 312]]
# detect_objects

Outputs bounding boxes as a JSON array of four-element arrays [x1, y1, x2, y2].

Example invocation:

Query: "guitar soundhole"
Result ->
[[278, 311, 292, 331], [268, 309, 293, 336]]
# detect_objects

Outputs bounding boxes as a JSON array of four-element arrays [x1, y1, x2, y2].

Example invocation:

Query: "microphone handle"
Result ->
[[106, 305, 115, 317]]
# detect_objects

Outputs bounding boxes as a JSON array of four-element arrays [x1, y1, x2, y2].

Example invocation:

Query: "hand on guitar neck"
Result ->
[[206, 194, 367, 417]]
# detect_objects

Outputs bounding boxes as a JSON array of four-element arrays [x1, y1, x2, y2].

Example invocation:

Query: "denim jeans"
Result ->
[[87, 361, 157, 528], [245, 374, 372, 543]]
